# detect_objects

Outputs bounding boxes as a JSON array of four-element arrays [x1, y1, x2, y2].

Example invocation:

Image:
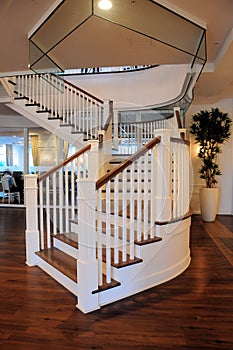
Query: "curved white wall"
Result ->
[[67, 65, 189, 109]]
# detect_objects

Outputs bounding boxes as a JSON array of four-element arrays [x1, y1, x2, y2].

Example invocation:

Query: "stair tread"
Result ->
[[135, 236, 162, 245], [8, 79, 16, 86], [36, 247, 77, 282], [52, 232, 78, 249], [100, 222, 161, 246], [101, 247, 143, 268], [51, 228, 151, 269], [36, 247, 121, 294], [92, 275, 121, 294]]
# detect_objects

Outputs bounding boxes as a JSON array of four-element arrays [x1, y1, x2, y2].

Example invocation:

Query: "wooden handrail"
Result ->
[[118, 113, 174, 124], [38, 144, 91, 182], [96, 137, 161, 190], [175, 110, 183, 129], [170, 137, 190, 146]]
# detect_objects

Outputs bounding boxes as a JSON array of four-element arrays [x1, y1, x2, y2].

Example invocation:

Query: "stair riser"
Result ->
[[36, 256, 78, 296], [71, 221, 79, 233], [53, 237, 79, 259]]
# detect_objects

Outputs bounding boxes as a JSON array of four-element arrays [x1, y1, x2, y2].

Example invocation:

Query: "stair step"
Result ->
[[48, 116, 62, 120], [8, 79, 16, 86], [92, 275, 121, 294], [14, 95, 29, 100], [135, 236, 162, 246], [25, 103, 39, 107], [52, 232, 78, 249], [36, 109, 51, 113], [102, 247, 143, 268], [36, 247, 77, 282], [36, 247, 121, 295], [101, 222, 161, 246], [101, 189, 151, 193]]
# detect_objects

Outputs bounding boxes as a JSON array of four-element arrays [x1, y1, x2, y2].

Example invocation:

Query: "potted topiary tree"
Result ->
[[190, 107, 232, 221]]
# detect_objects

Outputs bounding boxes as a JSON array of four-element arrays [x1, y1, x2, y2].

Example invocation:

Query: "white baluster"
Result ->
[[53, 172, 57, 234], [114, 175, 119, 264], [46, 177, 51, 248], [130, 162, 135, 259], [143, 152, 149, 240], [106, 181, 111, 283], [97, 187, 103, 286]]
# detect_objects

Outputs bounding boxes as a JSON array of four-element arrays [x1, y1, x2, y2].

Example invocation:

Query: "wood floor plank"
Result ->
[[0, 208, 233, 350]]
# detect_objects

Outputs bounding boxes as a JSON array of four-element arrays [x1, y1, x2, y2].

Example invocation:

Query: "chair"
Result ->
[[1, 176, 20, 204]]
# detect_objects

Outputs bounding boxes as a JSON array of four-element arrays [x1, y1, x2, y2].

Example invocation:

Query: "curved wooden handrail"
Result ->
[[38, 144, 91, 183], [175, 109, 182, 129], [96, 137, 161, 190], [170, 137, 190, 146]]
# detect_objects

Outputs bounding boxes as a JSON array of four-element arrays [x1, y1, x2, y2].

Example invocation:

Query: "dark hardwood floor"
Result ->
[[0, 208, 232, 350]]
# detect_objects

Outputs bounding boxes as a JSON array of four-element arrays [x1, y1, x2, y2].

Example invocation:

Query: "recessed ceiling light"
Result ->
[[98, 0, 112, 10]]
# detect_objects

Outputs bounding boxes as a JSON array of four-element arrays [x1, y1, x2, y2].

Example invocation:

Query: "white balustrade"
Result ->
[[14, 73, 104, 139], [36, 146, 90, 250], [171, 138, 190, 219], [116, 120, 169, 154], [96, 138, 159, 287]]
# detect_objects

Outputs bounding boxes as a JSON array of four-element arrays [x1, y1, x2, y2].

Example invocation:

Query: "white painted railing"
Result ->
[[95, 137, 161, 286], [171, 138, 190, 220], [11, 73, 105, 139], [25, 144, 91, 256], [113, 107, 185, 155], [116, 119, 169, 154]]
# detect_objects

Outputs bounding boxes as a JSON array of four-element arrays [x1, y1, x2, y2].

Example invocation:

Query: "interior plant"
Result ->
[[190, 107, 232, 221]]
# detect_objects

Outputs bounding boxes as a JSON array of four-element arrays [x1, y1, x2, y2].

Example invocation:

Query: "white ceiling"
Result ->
[[0, 0, 232, 108]]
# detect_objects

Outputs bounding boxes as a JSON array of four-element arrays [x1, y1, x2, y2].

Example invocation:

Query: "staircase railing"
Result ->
[[170, 137, 190, 220], [113, 109, 184, 154], [10, 73, 105, 139], [25, 143, 92, 264], [116, 119, 168, 154], [95, 136, 161, 285]]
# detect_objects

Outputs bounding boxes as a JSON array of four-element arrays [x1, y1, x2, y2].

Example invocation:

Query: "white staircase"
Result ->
[[2, 72, 191, 313]]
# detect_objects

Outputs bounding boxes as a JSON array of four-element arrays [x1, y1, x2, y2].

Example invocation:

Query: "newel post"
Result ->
[[76, 180, 99, 313], [24, 174, 40, 266], [76, 147, 99, 313], [153, 129, 172, 223]]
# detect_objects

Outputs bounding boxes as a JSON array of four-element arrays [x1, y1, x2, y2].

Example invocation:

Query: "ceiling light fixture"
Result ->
[[98, 0, 112, 10]]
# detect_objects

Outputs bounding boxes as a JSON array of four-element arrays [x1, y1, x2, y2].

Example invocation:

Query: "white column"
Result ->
[[25, 174, 40, 266], [76, 180, 99, 313], [153, 129, 172, 223]]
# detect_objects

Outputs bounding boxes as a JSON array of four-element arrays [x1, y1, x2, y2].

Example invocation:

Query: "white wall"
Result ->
[[186, 98, 233, 215]]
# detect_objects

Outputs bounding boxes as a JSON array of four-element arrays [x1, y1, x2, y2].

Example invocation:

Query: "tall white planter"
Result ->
[[200, 187, 220, 222]]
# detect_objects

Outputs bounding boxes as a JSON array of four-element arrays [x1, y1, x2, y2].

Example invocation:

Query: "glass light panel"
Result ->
[[93, 0, 206, 58]]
